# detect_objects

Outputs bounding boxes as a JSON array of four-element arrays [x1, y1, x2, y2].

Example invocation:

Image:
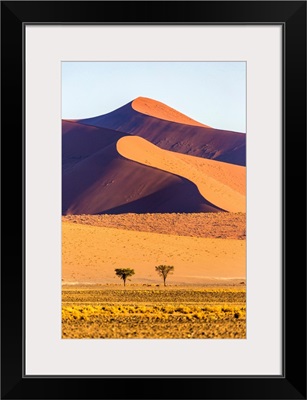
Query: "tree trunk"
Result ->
[[123, 277, 126, 286], [163, 276, 166, 286]]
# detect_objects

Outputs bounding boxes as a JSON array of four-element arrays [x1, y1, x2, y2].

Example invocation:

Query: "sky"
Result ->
[[62, 62, 246, 133]]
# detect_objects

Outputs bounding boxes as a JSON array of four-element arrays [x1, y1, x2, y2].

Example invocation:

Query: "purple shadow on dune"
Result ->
[[62, 123, 224, 215], [78, 99, 246, 166]]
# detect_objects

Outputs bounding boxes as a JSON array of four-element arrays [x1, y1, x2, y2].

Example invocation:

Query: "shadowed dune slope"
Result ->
[[78, 97, 246, 166], [62, 136, 223, 215], [62, 120, 128, 172], [117, 136, 245, 212]]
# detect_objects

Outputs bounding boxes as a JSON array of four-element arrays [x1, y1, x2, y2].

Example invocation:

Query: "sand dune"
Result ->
[[62, 97, 246, 214], [117, 136, 245, 212], [62, 222, 246, 284], [78, 97, 246, 166], [131, 97, 210, 127], [62, 139, 222, 215], [62, 120, 126, 172]]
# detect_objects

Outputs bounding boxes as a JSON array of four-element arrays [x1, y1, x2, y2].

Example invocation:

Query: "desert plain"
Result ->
[[62, 212, 246, 339]]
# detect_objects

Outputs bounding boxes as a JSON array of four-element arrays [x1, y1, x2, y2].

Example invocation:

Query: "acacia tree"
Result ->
[[155, 265, 174, 286], [115, 268, 135, 287]]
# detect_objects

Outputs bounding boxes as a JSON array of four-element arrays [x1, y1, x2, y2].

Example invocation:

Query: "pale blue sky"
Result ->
[[62, 62, 246, 133]]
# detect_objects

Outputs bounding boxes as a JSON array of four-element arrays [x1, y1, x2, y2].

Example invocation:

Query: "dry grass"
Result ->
[[62, 286, 246, 339], [62, 212, 245, 240]]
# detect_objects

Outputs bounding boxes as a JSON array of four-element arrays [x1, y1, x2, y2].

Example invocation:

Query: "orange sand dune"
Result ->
[[131, 97, 210, 128], [62, 222, 246, 284], [117, 136, 245, 212], [78, 97, 246, 166], [62, 137, 222, 215]]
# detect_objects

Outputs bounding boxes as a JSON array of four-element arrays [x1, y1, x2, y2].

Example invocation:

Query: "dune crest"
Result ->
[[63, 138, 223, 215], [132, 97, 210, 128], [78, 98, 246, 166], [117, 136, 245, 213]]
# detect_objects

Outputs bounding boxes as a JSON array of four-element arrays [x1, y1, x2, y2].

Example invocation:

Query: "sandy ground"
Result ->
[[132, 97, 210, 127], [62, 212, 246, 239], [117, 136, 245, 212], [62, 221, 246, 285]]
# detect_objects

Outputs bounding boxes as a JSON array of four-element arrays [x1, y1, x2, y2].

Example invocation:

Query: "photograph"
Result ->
[[1, 0, 306, 398], [61, 61, 247, 339]]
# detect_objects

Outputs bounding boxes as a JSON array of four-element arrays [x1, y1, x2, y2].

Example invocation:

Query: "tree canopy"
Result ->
[[155, 265, 174, 286], [114, 268, 135, 286]]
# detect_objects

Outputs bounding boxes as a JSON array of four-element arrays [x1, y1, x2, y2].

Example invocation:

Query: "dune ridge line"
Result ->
[[131, 97, 211, 128], [117, 136, 245, 212]]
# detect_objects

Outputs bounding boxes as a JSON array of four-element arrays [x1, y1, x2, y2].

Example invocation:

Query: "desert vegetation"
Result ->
[[62, 216, 245, 285], [62, 212, 246, 338], [115, 268, 135, 286], [155, 265, 174, 286], [62, 286, 246, 339]]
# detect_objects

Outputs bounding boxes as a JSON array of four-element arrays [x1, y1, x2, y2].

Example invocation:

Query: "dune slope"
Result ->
[[62, 139, 223, 215], [62, 120, 127, 172], [62, 97, 246, 214], [117, 136, 245, 212], [78, 97, 246, 166]]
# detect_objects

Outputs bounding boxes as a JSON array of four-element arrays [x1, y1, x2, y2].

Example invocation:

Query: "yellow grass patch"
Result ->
[[62, 287, 246, 339]]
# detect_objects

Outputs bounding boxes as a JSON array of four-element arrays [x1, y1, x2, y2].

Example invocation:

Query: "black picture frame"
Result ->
[[1, 1, 306, 399]]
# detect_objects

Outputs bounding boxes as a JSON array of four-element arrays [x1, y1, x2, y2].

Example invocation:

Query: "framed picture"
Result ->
[[1, 1, 306, 399]]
